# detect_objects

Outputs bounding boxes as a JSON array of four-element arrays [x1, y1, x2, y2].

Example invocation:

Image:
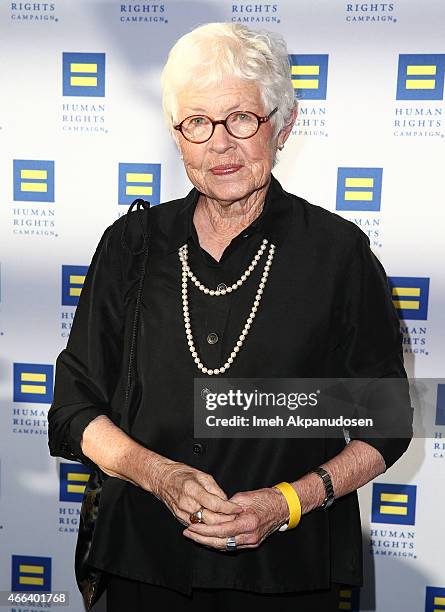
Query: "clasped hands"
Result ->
[[152, 460, 290, 552]]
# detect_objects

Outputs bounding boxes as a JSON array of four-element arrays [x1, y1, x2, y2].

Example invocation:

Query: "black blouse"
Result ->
[[47, 173, 412, 596]]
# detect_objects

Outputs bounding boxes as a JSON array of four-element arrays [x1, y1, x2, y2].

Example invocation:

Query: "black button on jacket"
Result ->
[[47, 173, 413, 596]]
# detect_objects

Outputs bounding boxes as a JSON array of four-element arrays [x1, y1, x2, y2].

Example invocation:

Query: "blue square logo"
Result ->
[[118, 162, 161, 205], [388, 276, 430, 320], [371, 483, 417, 525], [62, 265, 88, 306], [59, 463, 91, 502], [63, 52, 105, 97], [289, 54, 329, 100], [397, 54, 445, 100], [336, 167, 383, 211], [13, 160, 54, 203], [13, 363, 54, 404], [11, 555, 51, 591]]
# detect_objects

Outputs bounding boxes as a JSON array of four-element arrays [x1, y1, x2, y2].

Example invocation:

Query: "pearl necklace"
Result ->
[[181, 238, 269, 295], [178, 239, 276, 375]]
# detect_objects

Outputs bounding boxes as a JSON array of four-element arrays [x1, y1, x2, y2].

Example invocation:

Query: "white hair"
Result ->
[[160, 22, 297, 160]]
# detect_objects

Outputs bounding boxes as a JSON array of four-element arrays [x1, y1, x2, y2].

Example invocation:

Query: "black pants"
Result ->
[[105, 571, 358, 611]]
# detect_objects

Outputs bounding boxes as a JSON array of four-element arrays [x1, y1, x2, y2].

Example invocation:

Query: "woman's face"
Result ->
[[175, 77, 282, 203]]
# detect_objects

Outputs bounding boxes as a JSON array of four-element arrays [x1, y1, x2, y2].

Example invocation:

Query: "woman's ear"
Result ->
[[278, 106, 298, 148]]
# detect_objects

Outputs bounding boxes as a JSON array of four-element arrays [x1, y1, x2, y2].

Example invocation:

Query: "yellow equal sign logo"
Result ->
[[119, 163, 161, 205], [289, 54, 328, 100], [63, 52, 105, 97], [372, 483, 416, 525], [18, 563, 44, 586], [391, 285, 420, 311], [344, 176, 374, 201], [388, 277, 429, 320], [62, 265, 88, 306], [14, 363, 53, 404], [69, 273, 86, 297], [336, 167, 382, 211], [13, 160, 54, 202], [291, 64, 320, 90], [397, 54, 445, 100], [379, 491, 408, 516], [70, 61, 98, 87], [405, 63, 436, 90], [60, 463, 92, 502], [66, 470, 90, 495], [20, 371, 47, 395], [125, 172, 153, 196], [12, 555, 51, 591], [20, 168, 48, 193]]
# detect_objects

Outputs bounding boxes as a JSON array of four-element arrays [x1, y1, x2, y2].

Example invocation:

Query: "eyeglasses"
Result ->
[[173, 106, 278, 143]]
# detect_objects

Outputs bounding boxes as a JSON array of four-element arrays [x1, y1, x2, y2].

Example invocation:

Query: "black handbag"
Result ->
[[74, 198, 151, 610]]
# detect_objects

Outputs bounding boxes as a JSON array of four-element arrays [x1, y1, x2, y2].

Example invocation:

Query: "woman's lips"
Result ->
[[210, 164, 243, 175]]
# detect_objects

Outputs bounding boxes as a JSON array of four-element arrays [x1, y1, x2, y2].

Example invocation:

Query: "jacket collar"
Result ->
[[167, 173, 293, 254]]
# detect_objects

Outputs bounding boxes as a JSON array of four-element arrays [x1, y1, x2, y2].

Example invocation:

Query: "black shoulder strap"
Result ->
[[120, 197, 151, 412], [121, 197, 151, 254]]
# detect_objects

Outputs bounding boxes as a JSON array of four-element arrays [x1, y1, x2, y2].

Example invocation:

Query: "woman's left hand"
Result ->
[[182, 487, 289, 551]]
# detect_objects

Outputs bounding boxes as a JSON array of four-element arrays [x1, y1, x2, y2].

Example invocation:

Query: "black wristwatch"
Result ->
[[312, 466, 335, 510]]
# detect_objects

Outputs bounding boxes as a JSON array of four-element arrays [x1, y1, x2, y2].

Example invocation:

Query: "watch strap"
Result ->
[[312, 466, 334, 510]]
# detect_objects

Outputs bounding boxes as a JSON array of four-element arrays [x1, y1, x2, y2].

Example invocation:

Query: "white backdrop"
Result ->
[[1, 1, 444, 610]]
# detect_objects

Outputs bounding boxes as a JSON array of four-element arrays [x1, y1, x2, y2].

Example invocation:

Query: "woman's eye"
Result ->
[[191, 117, 205, 124]]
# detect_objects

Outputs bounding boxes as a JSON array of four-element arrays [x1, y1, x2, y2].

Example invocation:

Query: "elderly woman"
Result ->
[[48, 22, 412, 612]]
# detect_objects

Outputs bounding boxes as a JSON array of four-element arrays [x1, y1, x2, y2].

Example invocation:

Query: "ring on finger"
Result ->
[[225, 535, 237, 551], [189, 507, 205, 524]]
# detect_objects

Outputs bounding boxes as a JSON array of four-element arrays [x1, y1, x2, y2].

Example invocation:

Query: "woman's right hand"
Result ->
[[150, 460, 244, 527]]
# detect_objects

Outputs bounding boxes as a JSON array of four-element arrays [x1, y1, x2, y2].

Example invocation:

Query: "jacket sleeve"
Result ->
[[339, 230, 414, 471], [48, 221, 125, 469]]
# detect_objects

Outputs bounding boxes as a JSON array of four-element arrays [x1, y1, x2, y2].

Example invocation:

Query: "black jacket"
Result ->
[[47, 174, 413, 596]]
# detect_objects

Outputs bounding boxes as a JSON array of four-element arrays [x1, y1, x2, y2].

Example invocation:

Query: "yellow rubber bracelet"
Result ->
[[273, 481, 302, 530]]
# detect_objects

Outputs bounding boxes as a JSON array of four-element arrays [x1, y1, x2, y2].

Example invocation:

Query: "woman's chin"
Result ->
[[205, 174, 254, 201]]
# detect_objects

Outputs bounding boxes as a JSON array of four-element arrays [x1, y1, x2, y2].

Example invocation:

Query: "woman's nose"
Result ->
[[209, 123, 235, 150]]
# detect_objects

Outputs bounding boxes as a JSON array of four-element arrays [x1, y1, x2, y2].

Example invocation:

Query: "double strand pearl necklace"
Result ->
[[181, 238, 269, 296], [178, 238, 276, 375]]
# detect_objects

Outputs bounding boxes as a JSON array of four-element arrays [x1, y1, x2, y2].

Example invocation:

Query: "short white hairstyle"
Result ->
[[160, 22, 297, 158]]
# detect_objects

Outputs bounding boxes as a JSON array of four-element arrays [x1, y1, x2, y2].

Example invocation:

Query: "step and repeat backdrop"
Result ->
[[0, 1, 444, 610]]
